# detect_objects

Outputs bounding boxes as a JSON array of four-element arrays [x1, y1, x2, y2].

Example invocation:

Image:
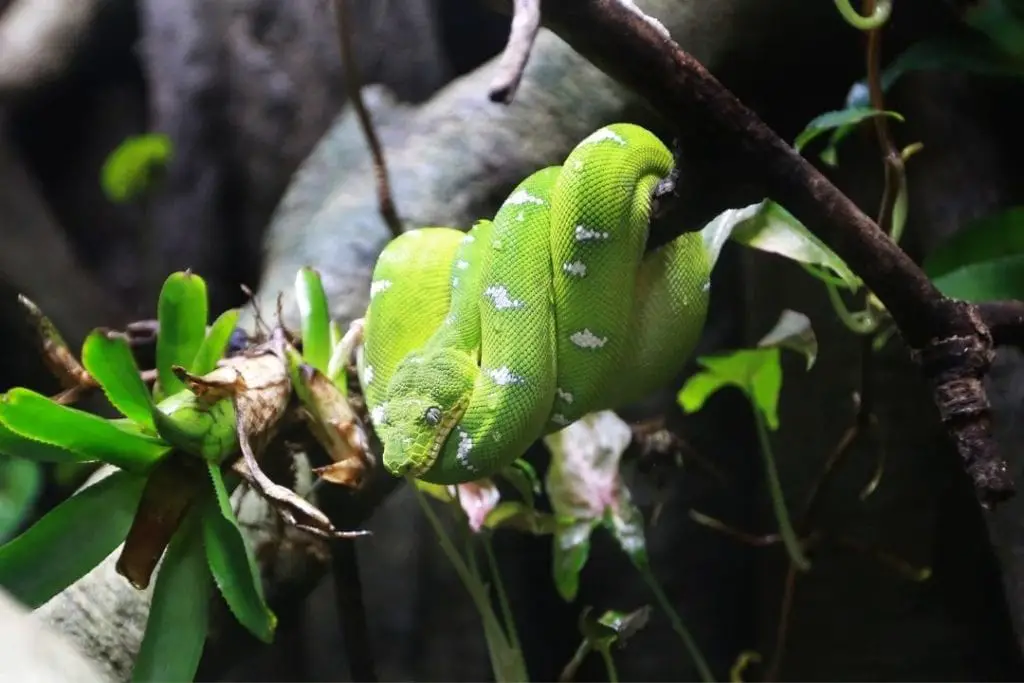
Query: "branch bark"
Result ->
[[531, 0, 1016, 506]]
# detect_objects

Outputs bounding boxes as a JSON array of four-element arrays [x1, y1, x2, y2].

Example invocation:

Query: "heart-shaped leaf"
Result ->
[[0, 388, 170, 472], [295, 267, 332, 373], [0, 470, 146, 607], [156, 272, 209, 397], [202, 463, 276, 643], [794, 107, 903, 153], [131, 509, 212, 683], [191, 308, 242, 377], [82, 329, 156, 430]]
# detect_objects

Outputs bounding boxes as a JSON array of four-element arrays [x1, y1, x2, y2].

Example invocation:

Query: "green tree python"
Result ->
[[358, 123, 715, 484]]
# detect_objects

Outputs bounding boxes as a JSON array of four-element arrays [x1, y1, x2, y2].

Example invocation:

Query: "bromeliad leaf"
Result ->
[[701, 200, 860, 291], [82, 329, 156, 429], [295, 267, 332, 373], [191, 308, 242, 376], [156, 271, 209, 397], [544, 411, 648, 600], [0, 421, 91, 465], [0, 388, 171, 472], [101, 133, 173, 204], [793, 107, 904, 153], [0, 470, 146, 607], [202, 463, 276, 643], [0, 456, 42, 543], [131, 509, 212, 683]]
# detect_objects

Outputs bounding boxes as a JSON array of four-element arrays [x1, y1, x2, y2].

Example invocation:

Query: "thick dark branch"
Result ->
[[979, 301, 1024, 349], [535, 0, 1014, 505]]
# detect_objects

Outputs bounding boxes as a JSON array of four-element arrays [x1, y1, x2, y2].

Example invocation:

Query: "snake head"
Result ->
[[374, 349, 475, 478]]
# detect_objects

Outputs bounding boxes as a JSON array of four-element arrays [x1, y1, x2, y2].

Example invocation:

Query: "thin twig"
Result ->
[[330, 537, 379, 682], [864, 6, 904, 238], [488, 0, 542, 103], [332, 0, 403, 238]]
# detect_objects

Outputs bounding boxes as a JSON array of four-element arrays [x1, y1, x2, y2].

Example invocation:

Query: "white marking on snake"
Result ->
[[556, 387, 574, 404], [463, 234, 475, 243], [572, 159, 584, 171], [702, 280, 711, 292], [516, 211, 525, 222], [581, 127, 627, 146], [455, 259, 470, 270], [575, 225, 610, 242], [562, 260, 587, 277], [456, 429, 476, 472], [452, 276, 459, 288], [488, 367, 524, 386], [370, 404, 387, 426], [551, 413, 570, 426], [570, 329, 608, 349], [484, 285, 524, 310], [505, 189, 545, 206], [363, 365, 374, 385], [369, 279, 392, 298], [445, 314, 456, 326]]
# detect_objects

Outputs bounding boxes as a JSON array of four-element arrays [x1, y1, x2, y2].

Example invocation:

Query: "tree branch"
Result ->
[[531, 0, 1015, 505], [488, 0, 542, 104]]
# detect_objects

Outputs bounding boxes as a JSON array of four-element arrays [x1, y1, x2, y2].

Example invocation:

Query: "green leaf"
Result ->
[[295, 267, 332, 373], [0, 421, 89, 465], [794, 107, 903, 152], [756, 309, 818, 371], [0, 456, 42, 543], [924, 207, 1024, 279], [701, 200, 860, 290], [156, 272, 209, 397], [0, 470, 146, 607], [679, 349, 783, 429], [101, 133, 173, 204], [483, 501, 557, 535], [132, 509, 212, 683], [553, 520, 595, 602], [191, 308, 241, 376], [82, 329, 156, 429], [0, 388, 171, 472], [202, 463, 276, 643], [931, 255, 1024, 301]]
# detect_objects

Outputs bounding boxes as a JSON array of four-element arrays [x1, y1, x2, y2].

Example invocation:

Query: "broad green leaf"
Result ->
[[101, 133, 173, 204], [0, 421, 90, 465], [82, 330, 156, 429], [132, 509, 212, 683], [924, 207, 1024, 280], [961, 0, 1024, 60], [202, 463, 276, 643], [191, 308, 241, 376], [0, 388, 170, 472], [701, 200, 860, 290], [931, 255, 1024, 301], [0, 470, 146, 607], [552, 520, 595, 602], [794, 107, 903, 153], [295, 268, 332, 373], [156, 272, 209, 397], [0, 456, 42, 543], [679, 349, 783, 429]]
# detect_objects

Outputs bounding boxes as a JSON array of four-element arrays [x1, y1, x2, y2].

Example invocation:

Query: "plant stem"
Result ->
[[752, 409, 811, 572], [483, 533, 523, 655], [637, 565, 715, 682], [599, 647, 620, 683]]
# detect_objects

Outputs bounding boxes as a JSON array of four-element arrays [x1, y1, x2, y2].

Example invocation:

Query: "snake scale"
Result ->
[[357, 123, 714, 484]]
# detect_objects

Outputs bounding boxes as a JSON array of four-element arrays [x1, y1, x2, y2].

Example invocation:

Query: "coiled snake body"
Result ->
[[359, 123, 713, 484]]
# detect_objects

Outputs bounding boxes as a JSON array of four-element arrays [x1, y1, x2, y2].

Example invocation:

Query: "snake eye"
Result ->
[[423, 407, 442, 426]]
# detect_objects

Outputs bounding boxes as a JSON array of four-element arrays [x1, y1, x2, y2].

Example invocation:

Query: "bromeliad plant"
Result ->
[[0, 267, 371, 682]]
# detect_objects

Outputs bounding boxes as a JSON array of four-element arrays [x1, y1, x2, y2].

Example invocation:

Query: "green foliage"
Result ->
[[101, 134, 173, 204], [679, 311, 817, 572], [794, 107, 904, 165], [0, 456, 42, 544], [295, 267, 333, 374], [0, 471, 146, 607], [132, 510, 212, 683], [192, 308, 241, 376], [155, 272, 209, 397], [202, 464, 276, 643], [924, 207, 1024, 301], [83, 331, 157, 430]]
